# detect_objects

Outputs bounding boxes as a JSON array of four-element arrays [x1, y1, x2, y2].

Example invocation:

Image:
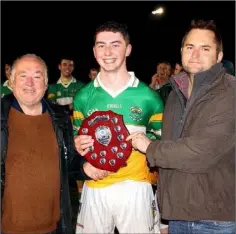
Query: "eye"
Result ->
[[98, 45, 104, 48], [112, 44, 119, 48], [186, 46, 193, 50], [202, 48, 210, 51]]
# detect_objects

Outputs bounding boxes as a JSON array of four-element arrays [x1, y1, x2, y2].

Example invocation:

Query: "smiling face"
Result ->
[[181, 29, 223, 75], [59, 59, 74, 78], [156, 63, 171, 77], [11, 56, 47, 107], [93, 31, 132, 73]]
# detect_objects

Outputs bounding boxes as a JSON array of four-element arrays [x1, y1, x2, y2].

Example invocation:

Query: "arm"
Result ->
[[47, 84, 57, 103], [147, 115, 234, 173], [149, 74, 158, 89], [146, 95, 234, 173]]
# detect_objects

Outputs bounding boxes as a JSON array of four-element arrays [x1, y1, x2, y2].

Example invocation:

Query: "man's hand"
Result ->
[[126, 132, 152, 154], [83, 162, 113, 181], [74, 135, 94, 156]]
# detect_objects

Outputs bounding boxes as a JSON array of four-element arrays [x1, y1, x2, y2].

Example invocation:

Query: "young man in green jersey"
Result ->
[[47, 57, 85, 116], [73, 21, 166, 233]]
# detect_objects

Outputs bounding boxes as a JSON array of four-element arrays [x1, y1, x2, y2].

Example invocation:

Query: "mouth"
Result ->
[[23, 89, 35, 93], [103, 59, 116, 64]]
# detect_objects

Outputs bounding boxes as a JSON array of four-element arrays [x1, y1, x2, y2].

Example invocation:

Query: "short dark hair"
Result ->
[[181, 20, 223, 54], [89, 67, 99, 72], [94, 21, 130, 45], [59, 56, 74, 64], [157, 61, 171, 67]]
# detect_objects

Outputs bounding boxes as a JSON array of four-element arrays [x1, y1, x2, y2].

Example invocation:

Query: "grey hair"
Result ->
[[10, 54, 48, 85]]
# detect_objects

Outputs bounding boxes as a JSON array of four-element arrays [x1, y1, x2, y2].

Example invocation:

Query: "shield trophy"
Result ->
[[78, 110, 132, 172]]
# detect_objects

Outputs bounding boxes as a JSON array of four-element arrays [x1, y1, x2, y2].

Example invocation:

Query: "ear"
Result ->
[[217, 51, 223, 63], [58, 64, 61, 71], [125, 44, 132, 57], [93, 47, 96, 59]]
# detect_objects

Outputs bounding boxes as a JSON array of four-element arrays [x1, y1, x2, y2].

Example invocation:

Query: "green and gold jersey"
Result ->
[[1, 80, 12, 98], [73, 72, 164, 188], [47, 77, 85, 106]]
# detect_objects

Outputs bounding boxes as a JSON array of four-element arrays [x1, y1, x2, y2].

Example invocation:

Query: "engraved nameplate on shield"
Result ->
[[78, 110, 132, 172]]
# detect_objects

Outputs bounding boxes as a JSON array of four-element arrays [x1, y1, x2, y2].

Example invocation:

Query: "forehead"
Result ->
[[61, 59, 74, 65], [95, 31, 125, 43], [15, 57, 44, 72], [184, 29, 216, 46]]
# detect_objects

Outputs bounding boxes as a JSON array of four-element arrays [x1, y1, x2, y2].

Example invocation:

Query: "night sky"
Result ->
[[2, 1, 235, 84]]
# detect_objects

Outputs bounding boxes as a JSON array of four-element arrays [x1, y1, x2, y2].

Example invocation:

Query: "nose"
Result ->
[[191, 48, 200, 59], [104, 46, 112, 56], [25, 76, 34, 86]]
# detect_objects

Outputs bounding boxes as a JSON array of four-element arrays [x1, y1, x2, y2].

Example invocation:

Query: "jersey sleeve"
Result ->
[[146, 92, 164, 140], [47, 84, 57, 103]]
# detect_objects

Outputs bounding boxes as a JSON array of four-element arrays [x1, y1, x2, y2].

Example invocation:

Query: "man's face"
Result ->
[[59, 59, 74, 77], [89, 69, 98, 80], [5, 64, 11, 80], [12, 57, 47, 107], [157, 63, 171, 77], [174, 63, 183, 75], [93, 31, 131, 72], [181, 29, 223, 75]]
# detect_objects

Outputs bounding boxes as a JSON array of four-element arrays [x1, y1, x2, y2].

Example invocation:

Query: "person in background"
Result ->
[[1, 63, 13, 98], [149, 62, 172, 105], [88, 67, 99, 81], [222, 59, 234, 75], [173, 62, 183, 75], [47, 57, 85, 117]]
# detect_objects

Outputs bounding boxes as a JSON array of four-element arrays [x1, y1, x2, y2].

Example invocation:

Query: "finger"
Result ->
[[126, 133, 138, 141], [80, 148, 90, 156], [75, 135, 93, 142], [126, 132, 143, 141], [79, 142, 94, 150]]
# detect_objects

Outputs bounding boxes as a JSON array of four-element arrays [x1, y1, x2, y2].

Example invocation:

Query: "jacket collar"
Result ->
[[1, 94, 67, 125], [170, 63, 225, 98]]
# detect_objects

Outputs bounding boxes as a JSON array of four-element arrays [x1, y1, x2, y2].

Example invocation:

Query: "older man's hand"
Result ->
[[74, 135, 94, 156], [126, 132, 152, 154]]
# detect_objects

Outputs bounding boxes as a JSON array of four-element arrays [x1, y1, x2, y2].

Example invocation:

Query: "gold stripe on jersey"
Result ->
[[73, 111, 85, 120], [48, 93, 56, 99], [85, 150, 157, 188], [149, 113, 163, 123]]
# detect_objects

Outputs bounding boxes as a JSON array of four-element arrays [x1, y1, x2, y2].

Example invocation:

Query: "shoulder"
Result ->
[[74, 81, 94, 101], [137, 80, 162, 100], [224, 73, 236, 89]]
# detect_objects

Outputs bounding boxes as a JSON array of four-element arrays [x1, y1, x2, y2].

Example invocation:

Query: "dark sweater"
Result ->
[[2, 107, 60, 234]]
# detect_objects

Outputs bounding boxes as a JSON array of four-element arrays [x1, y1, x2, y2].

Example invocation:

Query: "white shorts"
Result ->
[[76, 180, 161, 233]]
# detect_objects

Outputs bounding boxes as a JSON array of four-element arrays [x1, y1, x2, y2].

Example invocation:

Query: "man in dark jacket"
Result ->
[[1, 54, 90, 234], [127, 20, 235, 233]]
